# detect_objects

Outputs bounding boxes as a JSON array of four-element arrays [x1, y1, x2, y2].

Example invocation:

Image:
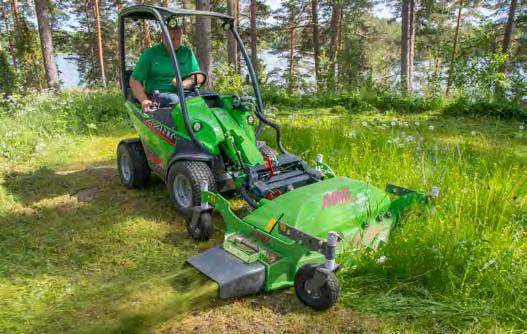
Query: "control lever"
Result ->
[[149, 90, 161, 111]]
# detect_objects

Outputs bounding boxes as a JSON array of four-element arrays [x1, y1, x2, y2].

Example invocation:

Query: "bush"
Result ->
[[0, 88, 126, 160], [260, 85, 526, 119]]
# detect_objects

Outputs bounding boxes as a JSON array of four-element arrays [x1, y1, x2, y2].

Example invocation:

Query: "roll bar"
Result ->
[[119, 5, 288, 155]]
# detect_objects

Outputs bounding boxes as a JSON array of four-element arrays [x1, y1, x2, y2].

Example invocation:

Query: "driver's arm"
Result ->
[[130, 50, 153, 111], [130, 77, 152, 111]]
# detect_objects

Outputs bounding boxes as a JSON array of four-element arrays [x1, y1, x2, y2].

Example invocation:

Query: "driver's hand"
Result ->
[[141, 99, 153, 112], [182, 79, 194, 89]]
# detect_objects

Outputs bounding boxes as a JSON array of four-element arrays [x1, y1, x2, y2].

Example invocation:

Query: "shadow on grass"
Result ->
[[1, 160, 305, 334], [0, 162, 234, 332]]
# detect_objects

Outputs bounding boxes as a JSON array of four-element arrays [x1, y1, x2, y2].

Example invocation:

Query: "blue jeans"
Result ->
[[151, 92, 180, 107]]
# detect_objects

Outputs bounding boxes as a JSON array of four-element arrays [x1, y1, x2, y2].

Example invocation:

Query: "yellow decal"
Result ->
[[279, 223, 287, 232], [209, 194, 217, 204], [264, 217, 277, 232]]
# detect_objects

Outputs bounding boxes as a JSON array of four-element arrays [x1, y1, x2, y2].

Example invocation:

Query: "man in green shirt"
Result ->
[[130, 25, 204, 111]]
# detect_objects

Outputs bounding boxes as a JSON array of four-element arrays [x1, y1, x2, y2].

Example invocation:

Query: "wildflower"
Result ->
[[34, 142, 46, 153], [482, 259, 496, 270], [428, 125, 434, 131], [405, 135, 413, 143], [403, 121, 409, 127], [390, 121, 396, 126], [361, 121, 368, 127], [345, 131, 357, 139], [376, 255, 388, 264], [419, 136, 424, 141], [471, 130, 477, 136], [414, 121, 420, 126], [520, 125, 524, 131]]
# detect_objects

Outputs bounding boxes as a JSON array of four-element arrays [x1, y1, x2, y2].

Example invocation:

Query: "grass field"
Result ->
[[0, 105, 526, 333]]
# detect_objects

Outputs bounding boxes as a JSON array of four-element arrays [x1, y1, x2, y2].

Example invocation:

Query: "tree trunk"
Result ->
[[226, 0, 237, 71], [502, 0, 518, 54], [400, 0, 415, 94], [1, 1, 17, 70], [288, 4, 296, 92], [10, 0, 20, 27], [115, 0, 121, 13], [140, 0, 151, 48], [409, 0, 415, 91], [34, 0, 59, 89], [445, 0, 463, 96], [329, 0, 342, 84], [249, 0, 257, 71], [235, 0, 241, 72], [336, 6, 344, 84], [196, 0, 212, 85], [311, 0, 320, 83], [93, 0, 106, 86]]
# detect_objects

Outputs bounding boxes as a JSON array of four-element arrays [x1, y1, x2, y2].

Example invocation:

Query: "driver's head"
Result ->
[[164, 25, 183, 50]]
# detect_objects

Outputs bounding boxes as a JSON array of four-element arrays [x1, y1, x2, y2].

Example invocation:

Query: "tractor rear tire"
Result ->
[[186, 211, 213, 241], [258, 144, 278, 161], [167, 161, 216, 217], [294, 264, 340, 311], [117, 141, 150, 188]]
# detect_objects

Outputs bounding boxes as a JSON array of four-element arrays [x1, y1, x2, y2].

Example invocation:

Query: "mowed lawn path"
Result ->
[[1, 113, 525, 333], [0, 131, 383, 333]]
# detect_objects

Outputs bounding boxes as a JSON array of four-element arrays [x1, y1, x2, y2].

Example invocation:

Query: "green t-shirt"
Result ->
[[131, 43, 200, 94]]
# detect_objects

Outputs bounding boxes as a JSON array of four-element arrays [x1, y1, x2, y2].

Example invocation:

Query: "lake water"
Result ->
[[56, 51, 306, 88]]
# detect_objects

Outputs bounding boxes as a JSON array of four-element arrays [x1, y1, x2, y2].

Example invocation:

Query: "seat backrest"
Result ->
[[122, 70, 137, 102]]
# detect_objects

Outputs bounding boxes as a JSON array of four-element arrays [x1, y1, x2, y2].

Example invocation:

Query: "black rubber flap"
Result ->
[[187, 246, 266, 299]]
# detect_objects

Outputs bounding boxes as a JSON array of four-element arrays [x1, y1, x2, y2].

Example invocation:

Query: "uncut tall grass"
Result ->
[[273, 115, 526, 330]]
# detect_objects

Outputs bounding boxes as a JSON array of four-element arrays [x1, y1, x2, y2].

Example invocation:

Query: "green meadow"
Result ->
[[0, 90, 525, 333]]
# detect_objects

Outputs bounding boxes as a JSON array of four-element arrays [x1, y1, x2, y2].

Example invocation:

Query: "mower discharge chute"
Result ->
[[117, 5, 437, 310]]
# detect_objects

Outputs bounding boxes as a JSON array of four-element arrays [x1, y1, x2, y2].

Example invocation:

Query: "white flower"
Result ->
[[414, 121, 420, 126], [482, 259, 496, 270], [390, 121, 396, 126], [471, 131, 477, 136], [428, 125, 435, 131], [346, 131, 357, 139], [405, 135, 413, 143], [520, 125, 525, 131], [376, 255, 388, 264], [403, 122, 409, 127], [361, 121, 368, 127]]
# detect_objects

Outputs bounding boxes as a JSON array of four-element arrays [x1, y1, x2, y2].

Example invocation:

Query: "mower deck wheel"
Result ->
[[167, 161, 216, 216], [294, 264, 340, 311], [117, 141, 150, 188], [186, 211, 213, 241]]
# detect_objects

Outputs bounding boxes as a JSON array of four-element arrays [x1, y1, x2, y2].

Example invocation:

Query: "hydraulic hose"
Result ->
[[230, 27, 289, 155]]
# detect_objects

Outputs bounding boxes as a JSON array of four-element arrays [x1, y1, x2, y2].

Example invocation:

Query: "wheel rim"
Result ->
[[173, 174, 193, 208], [304, 279, 322, 299], [120, 152, 132, 182]]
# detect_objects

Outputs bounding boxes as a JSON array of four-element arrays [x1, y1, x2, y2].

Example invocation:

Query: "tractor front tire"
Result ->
[[167, 161, 216, 217], [258, 144, 278, 161], [186, 211, 213, 241], [117, 141, 150, 188], [294, 264, 340, 311]]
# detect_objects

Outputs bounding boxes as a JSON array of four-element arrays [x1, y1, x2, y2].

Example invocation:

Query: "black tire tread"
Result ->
[[168, 161, 216, 215], [294, 264, 340, 311], [258, 144, 278, 161], [117, 141, 150, 188]]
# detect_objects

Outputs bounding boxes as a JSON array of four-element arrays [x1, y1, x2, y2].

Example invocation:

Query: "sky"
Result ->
[[265, 0, 395, 19]]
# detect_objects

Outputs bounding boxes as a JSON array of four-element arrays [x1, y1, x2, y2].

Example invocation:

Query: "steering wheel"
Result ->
[[181, 71, 207, 90]]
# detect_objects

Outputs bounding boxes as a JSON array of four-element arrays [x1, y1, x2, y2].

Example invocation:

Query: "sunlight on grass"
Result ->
[[0, 110, 525, 333]]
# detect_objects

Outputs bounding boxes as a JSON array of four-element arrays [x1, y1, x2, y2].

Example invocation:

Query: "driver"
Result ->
[[129, 24, 203, 111]]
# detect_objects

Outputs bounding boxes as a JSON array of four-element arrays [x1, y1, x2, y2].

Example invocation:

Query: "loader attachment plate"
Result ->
[[187, 246, 266, 299]]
